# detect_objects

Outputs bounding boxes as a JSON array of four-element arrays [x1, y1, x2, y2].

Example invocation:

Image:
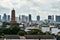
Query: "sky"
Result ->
[[0, 0, 60, 20]]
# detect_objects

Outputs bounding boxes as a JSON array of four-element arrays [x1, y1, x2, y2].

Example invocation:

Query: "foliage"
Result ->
[[10, 26, 20, 34], [0, 29, 4, 38], [2, 22, 10, 27], [45, 31, 51, 35], [27, 29, 45, 35], [0, 22, 51, 36], [2, 25, 20, 35], [17, 30, 27, 36]]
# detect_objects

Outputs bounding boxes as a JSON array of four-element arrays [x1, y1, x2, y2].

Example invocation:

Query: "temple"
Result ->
[[10, 8, 16, 24]]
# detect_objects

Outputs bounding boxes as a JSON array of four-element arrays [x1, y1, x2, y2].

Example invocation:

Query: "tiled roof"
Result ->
[[4, 35, 20, 39], [25, 35, 55, 39]]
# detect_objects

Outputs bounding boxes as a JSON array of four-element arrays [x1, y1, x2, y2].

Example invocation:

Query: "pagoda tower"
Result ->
[[10, 8, 16, 24]]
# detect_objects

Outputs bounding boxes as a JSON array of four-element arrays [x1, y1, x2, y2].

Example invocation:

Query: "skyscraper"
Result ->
[[48, 15, 51, 20], [19, 15, 21, 21], [37, 15, 40, 21], [48, 15, 54, 22], [22, 15, 28, 22], [29, 14, 31, 21], [56, 16, 60, 22], [10, 8, 16, 24], [0, 15, 1, 21], [3, 13, 7, 21], [7, 15, 10, 22]]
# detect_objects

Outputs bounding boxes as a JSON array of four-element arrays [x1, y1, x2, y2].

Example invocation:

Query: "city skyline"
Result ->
[[0, 0, 60, 20], [1, 12, 60, 21]]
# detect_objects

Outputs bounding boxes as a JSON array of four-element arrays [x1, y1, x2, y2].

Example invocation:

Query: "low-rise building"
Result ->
[[41, 27, 50, 33], [51, 27, 60, 35], [25, 35, 56, 40]]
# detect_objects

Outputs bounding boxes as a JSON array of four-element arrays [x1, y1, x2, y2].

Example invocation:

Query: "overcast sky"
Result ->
[[0, 0, 60, 20]]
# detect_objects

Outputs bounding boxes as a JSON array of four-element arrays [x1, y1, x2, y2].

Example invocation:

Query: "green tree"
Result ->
[[27, 29, 47, 35], [9, 25, 20, 34], [2, 22, 7, 27], [45, 31, 51, 35], [0, 29, 4, 38], [2, 25, 20, 35], [18, 30, 27, 36]]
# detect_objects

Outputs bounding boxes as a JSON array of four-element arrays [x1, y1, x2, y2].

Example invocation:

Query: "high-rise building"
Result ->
[[7, 15, 10, 22], [56, 16, 60, 22], [48, 15, 54, 22], [22, 15, 25, 22], [15, 17, 20, 23], [29, 14, 31, 21], [0, 15, 1, 21], [3, 13, 7, 21], [37, 15, 40, 21], [22, 15, 28, 22], [10, 8, 16, 24], [48, 15, 51, 20], [18, 15, 23, 22], [19, 15, 21, 21]]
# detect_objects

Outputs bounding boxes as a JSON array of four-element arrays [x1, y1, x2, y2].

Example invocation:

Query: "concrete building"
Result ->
[[7, 15, 10, 22], [21, 15, 28, 22], [56, 15, 60, 23], [48, 15, 54, 23], [29, 14, 32, 21], [41, 27, 50, 33], [0, 15, 1, 21], [49, 25, 55, 27], [15, 17, 20, 23], [51, 27, 60, 35], [37, 15, 40, 21], [3, 13, 7, 22]]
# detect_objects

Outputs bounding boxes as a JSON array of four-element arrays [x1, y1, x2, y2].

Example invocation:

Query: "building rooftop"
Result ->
[[4, 35, 20, 39], [3, 35, 55, 39], [25, 35, 55, 39]]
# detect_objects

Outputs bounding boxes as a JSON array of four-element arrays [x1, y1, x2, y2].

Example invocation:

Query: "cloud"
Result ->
[[0, 0, 27, 9], [0, 0, 60, 20]]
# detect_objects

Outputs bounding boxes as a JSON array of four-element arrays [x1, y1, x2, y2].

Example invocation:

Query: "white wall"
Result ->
[[41, 39, 56, 40], [41, 27, 50, 33], [51, 28, 60, 35], [49, 25, 55, 27]]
